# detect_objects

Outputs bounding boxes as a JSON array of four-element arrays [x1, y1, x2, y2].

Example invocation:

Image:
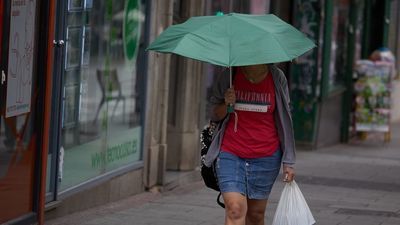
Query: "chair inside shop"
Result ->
[[93, 69, 126, 123]]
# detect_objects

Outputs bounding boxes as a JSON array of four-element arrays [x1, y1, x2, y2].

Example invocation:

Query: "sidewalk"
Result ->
[[46, 123, 400, 225]]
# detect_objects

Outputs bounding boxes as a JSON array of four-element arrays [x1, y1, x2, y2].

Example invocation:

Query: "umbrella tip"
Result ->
[[216, 11, 224, 16]]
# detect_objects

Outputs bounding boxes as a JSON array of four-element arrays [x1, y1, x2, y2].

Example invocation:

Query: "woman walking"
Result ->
[[206, 63, 296, 225]]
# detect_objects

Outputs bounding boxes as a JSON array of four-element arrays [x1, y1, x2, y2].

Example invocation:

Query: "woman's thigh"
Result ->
[[246, 150, 282, 199], [216, 150, 281, 200], [246, 199, 268, 224], [216, 151, 246, 196]]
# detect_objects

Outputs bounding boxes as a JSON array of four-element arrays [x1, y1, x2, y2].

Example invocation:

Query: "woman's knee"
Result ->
[[225, 201, 247, 220], [246, 199, 267, 223], [246, 209, 265, 223]]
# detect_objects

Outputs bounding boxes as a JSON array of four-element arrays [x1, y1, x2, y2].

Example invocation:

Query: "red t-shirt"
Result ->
[[221, 68, 279, 158]]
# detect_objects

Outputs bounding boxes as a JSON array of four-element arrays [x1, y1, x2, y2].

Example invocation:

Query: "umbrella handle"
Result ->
[[227, 104, 234, 113], [228, 67, 235, 113]]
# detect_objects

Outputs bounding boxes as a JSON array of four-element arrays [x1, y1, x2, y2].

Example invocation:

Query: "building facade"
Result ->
[[0, 0, 176, 224], [0, 0, 398, 224], [0, 0, 51, 223], [272, 0, 396, 147]]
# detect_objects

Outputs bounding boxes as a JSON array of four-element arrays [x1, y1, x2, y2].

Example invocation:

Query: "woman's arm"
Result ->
[[274, 66, 296, 182], [212, 86, 235, 121], [212, 103, 228, 121], [207, 69, 232, 121]]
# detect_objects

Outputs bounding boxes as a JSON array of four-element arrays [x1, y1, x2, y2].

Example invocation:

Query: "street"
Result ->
[[46, 123, 400, 225]]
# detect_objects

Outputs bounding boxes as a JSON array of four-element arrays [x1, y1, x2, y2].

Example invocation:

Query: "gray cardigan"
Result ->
[[205, 65, 296, 167]]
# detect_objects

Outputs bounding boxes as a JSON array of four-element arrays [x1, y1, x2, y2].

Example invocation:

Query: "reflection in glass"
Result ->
[[84, 0, 93, 10], [57, 0, 145, 192], [65, 27, 82, 70], [69, 0, 83, 11], [329, 0, 349, 88], [62, 85, 80, 128], [82, 26, 91, 66]]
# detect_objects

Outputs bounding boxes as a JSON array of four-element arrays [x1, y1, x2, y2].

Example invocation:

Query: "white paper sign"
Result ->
[[6, 0, 37, 118]]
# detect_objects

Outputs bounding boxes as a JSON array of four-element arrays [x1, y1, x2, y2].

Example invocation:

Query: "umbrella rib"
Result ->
[[268, 33, 292, 60], [172, 32, 229, 67], [169, 16, 231, 66], [233, 15, 293, 61]]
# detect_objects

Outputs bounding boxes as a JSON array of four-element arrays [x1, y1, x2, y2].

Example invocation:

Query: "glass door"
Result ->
[[0, 0, 40, 223], [45, 0, 67, 202], [47, 0, 146, 199]]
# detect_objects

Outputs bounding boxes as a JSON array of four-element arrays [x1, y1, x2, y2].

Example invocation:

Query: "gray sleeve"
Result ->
[[281, 74, 293, 119], [275, 68, 291, 108], [274, 66, 296, 167], [206, 69, 230, 121], [282, 79, 296, 167]]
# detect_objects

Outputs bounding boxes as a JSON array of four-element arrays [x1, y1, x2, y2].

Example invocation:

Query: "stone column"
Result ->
[[166, 0, 206, 171], [143, 0, 174, 188]]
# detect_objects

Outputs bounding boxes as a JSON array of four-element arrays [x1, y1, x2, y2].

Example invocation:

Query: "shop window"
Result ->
[[328, 0, 350, 90], [388, 0, 400, 74], [51, 0, 146, 192]]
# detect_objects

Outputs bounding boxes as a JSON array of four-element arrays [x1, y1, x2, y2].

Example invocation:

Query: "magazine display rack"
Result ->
[[353, 60, 394, 142]]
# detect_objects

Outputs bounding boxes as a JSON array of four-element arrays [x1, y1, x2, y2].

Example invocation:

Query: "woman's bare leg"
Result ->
[[245, 199, 268, 225], [223, 192, 247, 225]]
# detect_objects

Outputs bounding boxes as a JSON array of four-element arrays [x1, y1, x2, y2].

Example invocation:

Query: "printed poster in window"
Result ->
[[65, 27, 82, 70], [81, 26, 91, 66], [84, 0, 93, 10], [63, 85, 79, 128], [6, 0, 37, 118], [69, 0, 83, 11]]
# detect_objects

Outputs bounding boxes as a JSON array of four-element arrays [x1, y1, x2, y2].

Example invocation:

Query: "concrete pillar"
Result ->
[[144, 0, 174, 188], [250, 0, 270, 14], [166, 0, 206, 171]]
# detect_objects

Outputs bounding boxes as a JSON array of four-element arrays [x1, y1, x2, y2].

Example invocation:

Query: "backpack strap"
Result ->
[[217, 192, 225, 208]]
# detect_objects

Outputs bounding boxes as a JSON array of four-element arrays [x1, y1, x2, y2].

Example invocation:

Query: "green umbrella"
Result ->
[[147, 13, 316, 67], [147, 13, 315, 112]]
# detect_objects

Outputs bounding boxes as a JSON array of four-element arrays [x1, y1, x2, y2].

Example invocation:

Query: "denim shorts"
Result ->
[[216, 149, 282, 199]]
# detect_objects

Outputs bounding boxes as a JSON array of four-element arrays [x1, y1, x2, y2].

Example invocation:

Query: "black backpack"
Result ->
[[200, 121, 225, 208], [200, 67, 238, 208]]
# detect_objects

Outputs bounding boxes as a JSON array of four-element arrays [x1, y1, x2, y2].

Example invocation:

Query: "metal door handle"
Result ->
[[53, 40, 65, 47], [1, 70, 5, 85]]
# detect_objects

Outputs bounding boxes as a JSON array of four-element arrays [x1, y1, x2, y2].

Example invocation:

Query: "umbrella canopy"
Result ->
[[147, 13, 316, 67]]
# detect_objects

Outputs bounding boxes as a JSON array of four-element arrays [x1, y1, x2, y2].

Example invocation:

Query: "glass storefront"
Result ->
[[47, 0, 146, 194]]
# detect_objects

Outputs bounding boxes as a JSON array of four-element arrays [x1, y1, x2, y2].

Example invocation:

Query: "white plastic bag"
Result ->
[[272, 180, 316, 225]]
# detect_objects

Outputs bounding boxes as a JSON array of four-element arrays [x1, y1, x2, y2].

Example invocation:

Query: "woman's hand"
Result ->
[[224, 86, 236, 106], [283, 165, 295, 182], [213, 86, 236, 120]]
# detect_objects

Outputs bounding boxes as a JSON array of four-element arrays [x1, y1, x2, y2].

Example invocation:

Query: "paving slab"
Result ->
[[46, 122, 400, 225]]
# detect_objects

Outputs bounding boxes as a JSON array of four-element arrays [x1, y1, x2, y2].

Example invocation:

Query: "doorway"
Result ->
[[0, 0, 44, 224]]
